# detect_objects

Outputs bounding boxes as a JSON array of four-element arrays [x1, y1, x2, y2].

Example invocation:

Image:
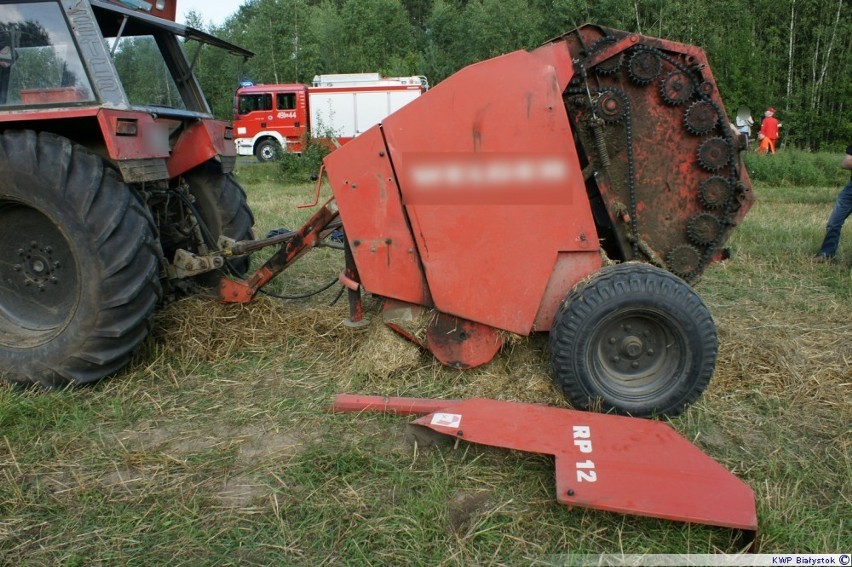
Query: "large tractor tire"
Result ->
[[182, 159, 255, 279], [0, 131, 161, 388], [549, 263, 717, 417]]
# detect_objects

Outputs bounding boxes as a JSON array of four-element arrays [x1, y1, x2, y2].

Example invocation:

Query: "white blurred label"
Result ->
[[430, 413, 462, 428], [401, 153, 576, 205]]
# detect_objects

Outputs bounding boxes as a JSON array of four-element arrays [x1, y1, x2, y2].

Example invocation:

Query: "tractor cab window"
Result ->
[[277, 93, 296, 110], [238, 93, 272, 114], [110, 34, 186, 110], [0, 2, 95, 107]]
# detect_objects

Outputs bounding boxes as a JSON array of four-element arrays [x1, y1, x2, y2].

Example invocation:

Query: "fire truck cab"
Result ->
[[234, 73, 427, 162]]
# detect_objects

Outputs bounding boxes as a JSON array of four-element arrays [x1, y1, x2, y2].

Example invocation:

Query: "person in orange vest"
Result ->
[[757, 108, 780, 154]]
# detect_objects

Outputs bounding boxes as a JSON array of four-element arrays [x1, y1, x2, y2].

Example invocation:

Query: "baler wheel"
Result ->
[[0, 131, 161, 387], [549, 263, 717, 417], [182, 160, 255, 283]]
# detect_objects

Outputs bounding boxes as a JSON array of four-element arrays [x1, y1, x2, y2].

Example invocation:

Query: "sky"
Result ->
[[176, 0, 246, 28]]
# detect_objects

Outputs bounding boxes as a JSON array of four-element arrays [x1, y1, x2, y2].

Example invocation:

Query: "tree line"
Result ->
[[181, 0, 851, 151]]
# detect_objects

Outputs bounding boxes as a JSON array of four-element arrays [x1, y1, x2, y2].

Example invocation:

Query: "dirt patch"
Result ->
[[236, 430, 305, 465], [116, 423, 314, 463], [213, 474, 269, 509], [447, 491, 492, 535]]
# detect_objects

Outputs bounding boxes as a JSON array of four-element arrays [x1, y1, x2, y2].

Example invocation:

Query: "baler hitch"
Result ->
[[218, 200, 341, 303]]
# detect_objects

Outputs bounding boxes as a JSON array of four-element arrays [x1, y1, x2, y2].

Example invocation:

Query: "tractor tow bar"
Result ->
[[331, 395, 758, 534], [218, 200, 340, 303]]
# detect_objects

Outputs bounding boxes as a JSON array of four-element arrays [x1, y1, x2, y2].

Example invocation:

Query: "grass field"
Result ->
[[1, 164, 850, 564]]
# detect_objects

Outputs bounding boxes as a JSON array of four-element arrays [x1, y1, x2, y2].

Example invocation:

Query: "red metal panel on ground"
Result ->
[[331, 394, 459, 416], [379, 46, 597, 335], [324, 127, 432, 306], [411, 398, 757, 531]]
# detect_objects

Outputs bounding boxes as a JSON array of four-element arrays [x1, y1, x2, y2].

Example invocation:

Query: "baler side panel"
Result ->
[[323, 127, 432, 306], [380, 48, 597, 335]]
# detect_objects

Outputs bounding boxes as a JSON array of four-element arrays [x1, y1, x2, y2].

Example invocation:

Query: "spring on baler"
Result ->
[[589, 116, 610, 170]]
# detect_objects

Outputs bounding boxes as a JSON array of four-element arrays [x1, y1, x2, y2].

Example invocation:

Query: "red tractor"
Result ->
[[0, 0, 253, 386]]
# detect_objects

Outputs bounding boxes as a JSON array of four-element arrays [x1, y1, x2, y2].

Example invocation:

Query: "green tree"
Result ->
[[184, 0, 852, 149], [338, 0, 416, 73]]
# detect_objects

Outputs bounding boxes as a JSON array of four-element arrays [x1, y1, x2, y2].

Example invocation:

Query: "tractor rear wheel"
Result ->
[[183, 159, 255, 279], [549, 263, 717, 417], [0, 131, 161, 387]]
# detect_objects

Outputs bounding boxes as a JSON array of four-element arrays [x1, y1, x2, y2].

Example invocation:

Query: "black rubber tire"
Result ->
[[0, 131, 161, 387], [255, 139, 282, 162], [549, 263, 717, 417], [182, 160, 255, 279]]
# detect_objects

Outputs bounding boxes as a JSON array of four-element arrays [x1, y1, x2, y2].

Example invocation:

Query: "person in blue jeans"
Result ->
[[815, 145, 852, 262]]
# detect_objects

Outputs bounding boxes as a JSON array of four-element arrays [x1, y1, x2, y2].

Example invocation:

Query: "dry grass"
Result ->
[[0, 173, 849, 563]]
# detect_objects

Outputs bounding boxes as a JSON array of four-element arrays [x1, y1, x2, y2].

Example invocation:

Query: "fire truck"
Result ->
[[234, 73, 428, 162]]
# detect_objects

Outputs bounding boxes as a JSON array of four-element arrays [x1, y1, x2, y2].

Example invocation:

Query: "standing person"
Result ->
[[757, 107, 780, 154], [735, 106, 754, 147], [814, 145, 852, 263]]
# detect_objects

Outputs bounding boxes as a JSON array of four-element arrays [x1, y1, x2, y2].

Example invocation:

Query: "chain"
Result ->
[[570, 42, 740, 278], [629, 45, 739, 278]]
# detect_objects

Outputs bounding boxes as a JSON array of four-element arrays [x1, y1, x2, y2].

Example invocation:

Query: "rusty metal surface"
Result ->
[[335, 395, 757, 531], [424, 312, 502, 370], [559, 25, 754, 281], [381, 300, 503, 369]]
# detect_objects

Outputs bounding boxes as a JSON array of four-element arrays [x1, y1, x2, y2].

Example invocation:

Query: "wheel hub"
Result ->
[[620, 335, 644, 359], [0, 201, 78, 343], [595, 316, 676, 389], [17, 241, 61, 290]]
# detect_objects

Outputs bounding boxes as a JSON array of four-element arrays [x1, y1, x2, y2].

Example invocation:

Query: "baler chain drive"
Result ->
[[566, 34, 751, 280]]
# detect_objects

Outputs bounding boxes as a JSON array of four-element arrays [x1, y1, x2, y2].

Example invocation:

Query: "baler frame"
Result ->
[[217, 24, 754, 419]]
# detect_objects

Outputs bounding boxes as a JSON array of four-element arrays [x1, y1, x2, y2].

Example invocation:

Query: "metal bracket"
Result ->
[[166, 248, 224, 279]]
